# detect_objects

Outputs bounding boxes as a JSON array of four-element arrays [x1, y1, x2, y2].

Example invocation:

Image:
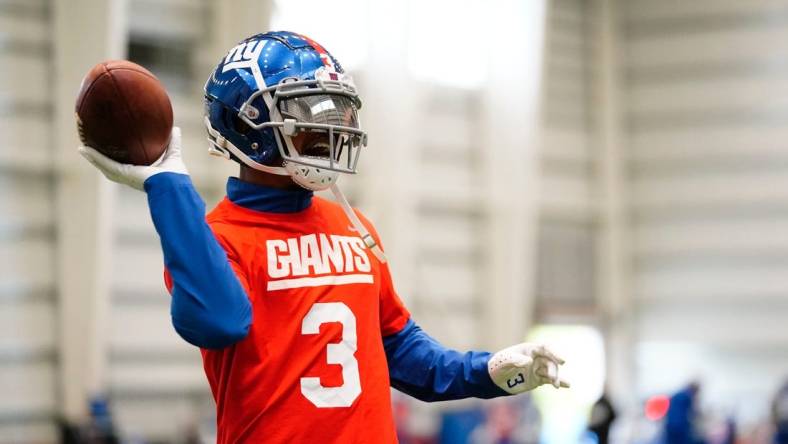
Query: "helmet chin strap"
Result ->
[[330, 183, 387, 263], [204, 117, 387, 263]]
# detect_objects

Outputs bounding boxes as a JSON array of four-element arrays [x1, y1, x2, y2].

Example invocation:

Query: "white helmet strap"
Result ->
[[330, 183, 387, 263]]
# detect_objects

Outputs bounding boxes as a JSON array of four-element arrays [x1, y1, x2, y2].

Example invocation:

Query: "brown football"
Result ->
[[75, 60, 173, 165]]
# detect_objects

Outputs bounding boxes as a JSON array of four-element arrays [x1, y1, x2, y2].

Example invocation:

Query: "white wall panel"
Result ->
[[109, 360, 205, 389], [0, 176, 52, 234], [0, 55, 48, 104], [537, 222, 595, 306], [109, 304, 190, 351], [0, 301, 54, 352], [0, 236, 55, 300], [543, 129, 591, 164], [417, 216, 477, 253], [635, 219, 788, 256], [637, 303, 788, 345], [622, 0, 788, 418], [0, 117, 50, 169], [0, 423, 56, 444], [417, 113, 474, 151], [111, 244, 166, 293], [0, 14, 49, 43], [129, 0, 207, 40], [538, 0, 598, 307], [634, 171, 788, 206], [405, 81, 488, 354], [417, 311, 479, 351], [524, 0, 601, 324], [627, 28, 788, 69], [541, 175, 594, 210], [0, 362, 55, 414], [635, 264, 788, 301], [630, 77, 788, 116], [625, 0, 788, 21], [631, 127, 788, 164], [115, 187, 154, 233], [419, 162, 476, 197], [0, 1, 55, 439], [416, 262, 478, 304], [113, 396, 211, 441]]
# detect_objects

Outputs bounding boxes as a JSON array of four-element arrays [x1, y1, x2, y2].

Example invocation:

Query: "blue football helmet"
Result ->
[[204, 31, 367, 190]]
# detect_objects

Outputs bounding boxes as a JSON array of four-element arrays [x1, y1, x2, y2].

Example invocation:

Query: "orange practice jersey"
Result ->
[[167, 196, 410, 443]]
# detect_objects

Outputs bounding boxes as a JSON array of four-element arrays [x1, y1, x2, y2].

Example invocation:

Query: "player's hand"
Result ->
[[78, 127, 189, 191], [488, 343, 569, 394]]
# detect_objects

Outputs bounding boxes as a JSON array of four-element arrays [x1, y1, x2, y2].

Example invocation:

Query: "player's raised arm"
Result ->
[[79, 128, 252, 349]]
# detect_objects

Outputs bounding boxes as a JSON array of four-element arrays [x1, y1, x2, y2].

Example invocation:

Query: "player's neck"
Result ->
[[239, 165, 301, 190]]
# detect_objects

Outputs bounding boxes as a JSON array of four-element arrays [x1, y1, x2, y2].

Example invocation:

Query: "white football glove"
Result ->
[[488, 343, 569, 394], [78, 127, 188, 191]]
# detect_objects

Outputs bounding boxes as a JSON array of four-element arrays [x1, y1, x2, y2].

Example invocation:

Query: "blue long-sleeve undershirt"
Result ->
[[383, 319, 507, 401], [144, 173, 506, 400], [145, 172, 252, 349]]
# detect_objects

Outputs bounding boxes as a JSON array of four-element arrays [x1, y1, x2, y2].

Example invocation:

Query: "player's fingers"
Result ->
[[78, 145, 100, 166], [533, 345, 564, 364], [79, 146, 123, 182], [171, 126, 182, 144], [552, 364, 561, 388], [557, 379, 571, 389], [154, 126, 182, 167], [79, 145, 120, 172], [510, 355, 532, 369], [535, 359, 562, 388], [533, 357, 550, 374], [168, 126, 182, 152], [533, 346, 565, 365], [78, 146, 99, 168], [536, 373, 556, 387]]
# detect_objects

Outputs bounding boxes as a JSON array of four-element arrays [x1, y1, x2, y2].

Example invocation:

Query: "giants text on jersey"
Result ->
[[265, 234, 372, 290]]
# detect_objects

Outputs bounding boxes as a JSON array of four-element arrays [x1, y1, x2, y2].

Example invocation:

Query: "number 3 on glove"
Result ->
[[507, 373, 526, 389], [488, 343, 570, 395]]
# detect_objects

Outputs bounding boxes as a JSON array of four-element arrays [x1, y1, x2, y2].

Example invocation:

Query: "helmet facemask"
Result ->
[[237, 72, 368, 191]]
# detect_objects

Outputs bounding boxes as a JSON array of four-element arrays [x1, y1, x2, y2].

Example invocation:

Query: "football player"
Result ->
[[79, 31, 569, 443]]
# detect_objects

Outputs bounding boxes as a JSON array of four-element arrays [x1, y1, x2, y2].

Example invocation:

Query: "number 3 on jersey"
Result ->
[[300, 302, 361, 408]]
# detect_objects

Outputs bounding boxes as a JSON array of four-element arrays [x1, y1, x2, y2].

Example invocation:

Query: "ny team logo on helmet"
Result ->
[[203, 31, 367, 191]]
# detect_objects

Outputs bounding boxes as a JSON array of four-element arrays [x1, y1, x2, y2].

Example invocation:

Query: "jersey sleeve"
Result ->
[[378, 262, 411, 336], [354, 210, 411, 336], [146, 172, 252, 349], [164, 229, 251, 296], [207, 228, 253, 294]]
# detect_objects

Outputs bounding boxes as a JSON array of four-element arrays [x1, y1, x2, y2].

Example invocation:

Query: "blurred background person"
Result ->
[[664, 382, 706, 444], [774, 380, 788, 444], [468, 397, 541, 444], [588, 389, 617, 444]]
